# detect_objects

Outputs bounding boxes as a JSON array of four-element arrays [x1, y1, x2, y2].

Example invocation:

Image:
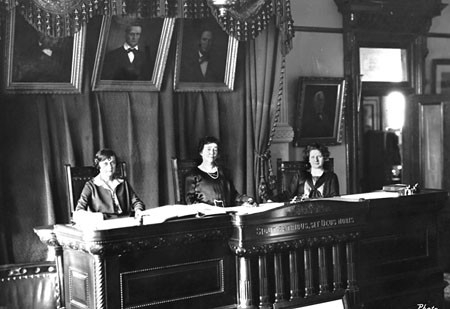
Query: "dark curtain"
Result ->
[[0, 20, 283, 264]]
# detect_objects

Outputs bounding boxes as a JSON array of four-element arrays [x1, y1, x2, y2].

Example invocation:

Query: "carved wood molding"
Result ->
[[57, 228, 229, 256], [229, 232, 360, 256], [334, 0, 446, 34]]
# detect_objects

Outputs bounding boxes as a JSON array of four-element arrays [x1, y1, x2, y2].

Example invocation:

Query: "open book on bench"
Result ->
[[72, 202, 286, 230], [139, 203, 229, 224], [72, 203, 231, 230]]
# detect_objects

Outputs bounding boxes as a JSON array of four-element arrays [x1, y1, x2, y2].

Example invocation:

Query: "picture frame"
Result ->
[[174, 17, 238, 92], [362, 96, 381, 132], [431, 58, 450, 95], [91, 16, 174, 91], [293, 77, 346, 147], [3, 8, 85, 94]]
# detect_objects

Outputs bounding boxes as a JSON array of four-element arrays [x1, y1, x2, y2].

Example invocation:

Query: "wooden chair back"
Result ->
[[171, 157, 199, 204], [65, 162, 127, 218], [276, 158, 334, 194]]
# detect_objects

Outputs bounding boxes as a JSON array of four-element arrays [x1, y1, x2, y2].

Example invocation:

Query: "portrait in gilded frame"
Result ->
[[174, 17, 238, 92], [294, 77, 346, 146], [91, 16, 174, 91], [3, 8, 85, 94]]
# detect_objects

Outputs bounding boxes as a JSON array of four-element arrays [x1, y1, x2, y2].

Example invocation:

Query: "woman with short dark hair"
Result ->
[[294, 143, 339, 200], [184, 136, 254, 207], [276, 143, 339, 202], [75, 148, 145, 219]]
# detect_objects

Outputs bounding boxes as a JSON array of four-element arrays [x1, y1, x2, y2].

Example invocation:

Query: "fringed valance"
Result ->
[[0, 0, 293, 54]]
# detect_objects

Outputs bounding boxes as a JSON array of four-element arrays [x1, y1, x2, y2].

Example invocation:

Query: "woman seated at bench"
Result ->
[[279, 143, 339, 202]]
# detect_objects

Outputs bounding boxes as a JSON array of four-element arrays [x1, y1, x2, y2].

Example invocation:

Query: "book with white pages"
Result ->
[[139, 203, 229, 225]]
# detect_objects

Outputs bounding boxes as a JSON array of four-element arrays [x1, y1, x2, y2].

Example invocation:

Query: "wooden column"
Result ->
[[274, 253, 286, 303], [346, 241, 359, 306], [289, 250, 301, 301], [238, 257, 255, 309], [318, 246, 329, 294], [304, 248, 314, 297], [258, 255, 271, 309], [332, 243, 344, 292], [346, 242, 357, 291]]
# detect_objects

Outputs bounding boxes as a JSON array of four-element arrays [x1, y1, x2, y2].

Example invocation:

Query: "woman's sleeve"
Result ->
[[328, 173, 340, 197], [185, 173, 203, 204], [127, 182, 145, 212], [75, 182, 93, 211], [224, 171, 252, 206]]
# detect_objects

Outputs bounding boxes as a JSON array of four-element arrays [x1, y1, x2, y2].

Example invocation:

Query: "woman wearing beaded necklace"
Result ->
[[291, 143, 339, 201], [184, 136, 254, 207]]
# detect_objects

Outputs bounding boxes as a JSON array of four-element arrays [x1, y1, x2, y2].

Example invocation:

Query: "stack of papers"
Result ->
[[338, 191, 400, 200]]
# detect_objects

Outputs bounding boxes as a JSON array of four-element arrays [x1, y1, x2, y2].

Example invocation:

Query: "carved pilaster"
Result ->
[[94, 255, 105, 309]]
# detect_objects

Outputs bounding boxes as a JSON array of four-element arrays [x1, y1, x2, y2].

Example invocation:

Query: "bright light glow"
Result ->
[[385, 91, 405, 130]]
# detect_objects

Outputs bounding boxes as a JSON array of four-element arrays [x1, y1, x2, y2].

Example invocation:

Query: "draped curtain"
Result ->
[[0, 0, 290, 264]]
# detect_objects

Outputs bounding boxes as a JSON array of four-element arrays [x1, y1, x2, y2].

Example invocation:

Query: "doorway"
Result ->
[[361, 92, 405, 192]]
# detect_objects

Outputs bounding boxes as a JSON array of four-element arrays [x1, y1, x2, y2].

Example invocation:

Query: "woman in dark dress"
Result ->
[[75, 149, 145, 219], [184, 136, 254, 207], [289, 143, 339, 201]]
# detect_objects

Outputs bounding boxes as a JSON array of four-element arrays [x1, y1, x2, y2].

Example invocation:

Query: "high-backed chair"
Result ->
[[171, 157, 198, 204], [65, 162, 127, 218], [276, 158, 334, 195]]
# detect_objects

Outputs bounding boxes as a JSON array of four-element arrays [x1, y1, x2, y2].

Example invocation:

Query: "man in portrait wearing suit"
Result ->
[[13, 33, 72, 83], [101, 22, 152, 81], [301, 90, 334, 138], [180, 28, 224, 83]]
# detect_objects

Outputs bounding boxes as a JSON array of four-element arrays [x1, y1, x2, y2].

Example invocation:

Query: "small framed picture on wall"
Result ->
[[293, 77, 346, 147], [432, 58, 450, 95]]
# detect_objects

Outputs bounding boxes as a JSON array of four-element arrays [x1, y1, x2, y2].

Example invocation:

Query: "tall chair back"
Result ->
[[171, 158, 198, 204], [276, 158, 334, 194], [65, 162, 127, 218]]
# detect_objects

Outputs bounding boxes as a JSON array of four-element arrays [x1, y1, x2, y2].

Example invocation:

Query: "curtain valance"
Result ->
[[0, 0, 293, 54]]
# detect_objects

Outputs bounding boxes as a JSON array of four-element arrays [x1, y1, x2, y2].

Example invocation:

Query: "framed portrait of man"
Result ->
[[174, 17, 238, 92], [293, 77, 346, 146], [91, 16, 174, 92], [3, 8, 85, 94]]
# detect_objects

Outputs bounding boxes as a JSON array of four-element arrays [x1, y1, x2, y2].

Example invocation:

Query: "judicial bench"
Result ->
[[35, 189, 449, 309]]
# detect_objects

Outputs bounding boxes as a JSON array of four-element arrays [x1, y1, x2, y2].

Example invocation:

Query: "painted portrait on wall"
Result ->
[[174, 17, 238, 92], [91, 16, 174, 91], [294, 77, 346, 146], [3, 8, 85, 94]]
